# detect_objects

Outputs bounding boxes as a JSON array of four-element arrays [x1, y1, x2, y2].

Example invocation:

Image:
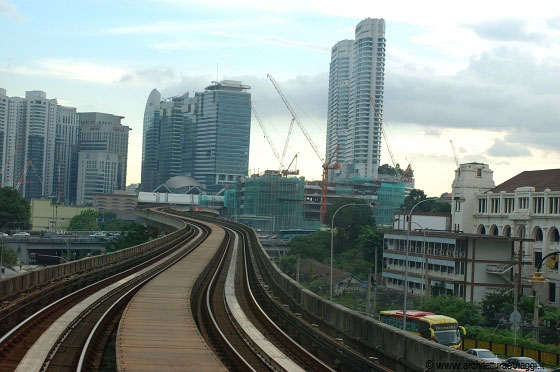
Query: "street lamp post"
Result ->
[[529, 251, 560, 341], [403, 197, 437, 331], [330, 203, 374, 301]]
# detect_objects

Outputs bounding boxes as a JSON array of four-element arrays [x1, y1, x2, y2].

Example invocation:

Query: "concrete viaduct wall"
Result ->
[[0, 208, 186, 303], [165, 212, 486, 372]]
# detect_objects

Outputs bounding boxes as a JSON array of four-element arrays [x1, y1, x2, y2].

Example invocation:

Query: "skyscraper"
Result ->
[[326, 18, 386, 180], [140, 80, 251, 192], [194, 80, 251, 188], [140, 89, 161, 192], [76, 112, 130, 205], [53, 105, 79, 203]]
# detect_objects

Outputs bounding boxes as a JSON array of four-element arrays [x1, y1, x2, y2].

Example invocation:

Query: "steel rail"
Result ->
[[204, 229, 258, 372], [76, 222, 209, 372]]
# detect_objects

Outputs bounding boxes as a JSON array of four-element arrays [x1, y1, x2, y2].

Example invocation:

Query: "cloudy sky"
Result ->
[[1, 0, 559, 196]]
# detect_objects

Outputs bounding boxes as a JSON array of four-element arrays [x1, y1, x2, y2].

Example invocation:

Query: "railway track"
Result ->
[[0, 208, 393, 372], [190, 215, 333, 372], [182, 212, 392, 372], [0, 211, 207, 372]]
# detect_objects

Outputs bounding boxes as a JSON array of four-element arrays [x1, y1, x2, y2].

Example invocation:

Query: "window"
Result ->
[[504, 198, 514, 213], [518, 197, 528, 209], [549, 197, 560, 214], [477, 198, 487, 213], [534, 251, 542, 269], [549, 282, 556, 303], [491, 198, 500, 213], [476, 169, 482, 177], [455, 201, 461, 212], [533, 197, 545, 214]]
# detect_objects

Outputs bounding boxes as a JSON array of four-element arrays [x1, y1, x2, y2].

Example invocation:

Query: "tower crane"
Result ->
[[370, 96, 397, 169], [450, 140, 460, 169], [267, 74, 339, 223], [252, 106, 283, 170]]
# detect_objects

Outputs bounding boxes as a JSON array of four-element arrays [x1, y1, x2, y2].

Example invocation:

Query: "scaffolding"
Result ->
[[377, 182, 405, 226], [228, 172, 320, 232]]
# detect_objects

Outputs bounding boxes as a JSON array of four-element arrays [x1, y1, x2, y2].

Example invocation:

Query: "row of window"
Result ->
[[477, 196, 560, 214]]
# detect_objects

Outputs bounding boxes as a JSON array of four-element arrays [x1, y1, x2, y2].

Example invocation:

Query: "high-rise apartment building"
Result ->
[[0, 90, 64, 199], [141, 80, 251, 192], [76, 112, 130, 205], [326, 18, 386, 180]]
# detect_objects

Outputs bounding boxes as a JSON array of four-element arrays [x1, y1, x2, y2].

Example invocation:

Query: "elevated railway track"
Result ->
[[0, 207, 480, 372]]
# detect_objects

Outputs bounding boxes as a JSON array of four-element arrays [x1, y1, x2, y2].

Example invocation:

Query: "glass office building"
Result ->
[[194, 81, 251, 188]]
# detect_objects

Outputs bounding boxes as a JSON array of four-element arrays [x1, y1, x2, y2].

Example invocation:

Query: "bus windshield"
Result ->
[[434, 329, 460, 346]]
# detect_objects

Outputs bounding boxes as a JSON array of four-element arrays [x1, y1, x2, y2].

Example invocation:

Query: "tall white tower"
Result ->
[[451, 163, 495, 233], [326, 18, 386, 180]]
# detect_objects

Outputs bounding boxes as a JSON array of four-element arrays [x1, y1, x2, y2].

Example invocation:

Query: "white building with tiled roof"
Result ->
[[452, 165, 560, 305]]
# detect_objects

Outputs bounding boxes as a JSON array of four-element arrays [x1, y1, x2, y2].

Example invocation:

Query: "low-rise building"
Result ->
[[382, 214, 531, 302], [31, 199, 94, 232], [93, 191, 138, 221]]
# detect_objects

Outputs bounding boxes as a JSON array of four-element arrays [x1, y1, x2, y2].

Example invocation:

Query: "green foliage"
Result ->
[[1, 247, 18, 265], [420, 295, 482, 326], [104, 223, 152, 253], [325, 198, 375, 253], [288, 231, 331, 261], [279, 254, 298, 278], [378, 163, 414, 178], [465, 325, 560, 354], [400, 189, 450, 213], [68, 209, 99, 231], [356, 225, 383, 267], [309, 279, 327, 296], [480, 289, 514, 326], [541, 306, 560, 345], [335, 249, 371, 280], [0, 187, 31, 230]]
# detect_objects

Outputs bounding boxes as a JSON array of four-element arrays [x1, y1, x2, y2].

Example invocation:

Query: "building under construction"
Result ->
[[226, 171, 321, 232]]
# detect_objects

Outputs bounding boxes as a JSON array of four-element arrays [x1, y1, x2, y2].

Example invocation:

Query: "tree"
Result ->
[[104, 222, 152, 253], [0, 187, 31, 230], [357, 225, 383, 265], [288, 231, 330, 261], [325, 198, 375, 253], [400, 189, 450, 214], [542, 306, 560, 345], [279, 254, 298, 278], [68, 209, 99, 231], [420, 295, 482, 326], [480, 289, 514, 326]]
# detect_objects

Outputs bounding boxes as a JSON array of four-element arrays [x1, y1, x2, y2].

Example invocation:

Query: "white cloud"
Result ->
[[103, 17, 286, 35], [0, 0, 24, 23], [487, 139, 532, 157]]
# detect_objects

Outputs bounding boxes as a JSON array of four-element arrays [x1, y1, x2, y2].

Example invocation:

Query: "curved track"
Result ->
[[0, 208, 392, 372]]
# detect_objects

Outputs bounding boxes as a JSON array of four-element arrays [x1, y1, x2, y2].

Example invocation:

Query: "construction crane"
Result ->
[[267, 74, 339, 223], [370, 97, 397, 169], [281, 153, 299, 176], [252, 106, 284, 170], [281, 117, 295, 170], [450, 140, 460, 169], [15, 160, 32, 191]]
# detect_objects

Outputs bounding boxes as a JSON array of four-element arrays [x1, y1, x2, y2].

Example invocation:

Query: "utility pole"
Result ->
[[366, 269, 372, 317]]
